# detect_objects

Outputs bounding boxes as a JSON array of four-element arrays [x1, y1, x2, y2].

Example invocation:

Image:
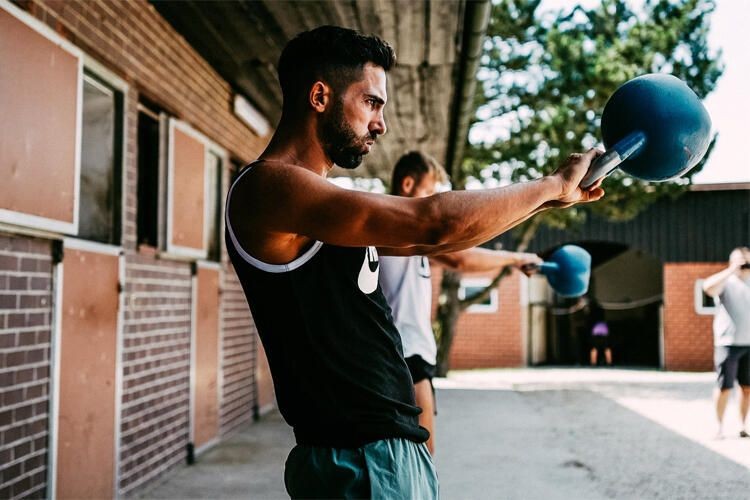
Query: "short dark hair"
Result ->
[[390, 151, 447, 195], [278, 26, 395, 114]]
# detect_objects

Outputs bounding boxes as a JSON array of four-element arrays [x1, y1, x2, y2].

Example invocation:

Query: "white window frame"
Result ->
[[0, 0, 83, 235], [203, 150, 224, 262], [459, 277, 499, 313], [694, 279, 717, 315], [166, 119, 227, 261]]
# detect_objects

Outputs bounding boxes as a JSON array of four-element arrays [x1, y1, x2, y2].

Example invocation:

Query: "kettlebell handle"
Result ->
[[536, 262, 559, 275], [581, 131, 647, 188]]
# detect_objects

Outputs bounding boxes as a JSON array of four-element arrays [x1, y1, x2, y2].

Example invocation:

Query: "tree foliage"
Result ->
[[463, 0, 722, 229]]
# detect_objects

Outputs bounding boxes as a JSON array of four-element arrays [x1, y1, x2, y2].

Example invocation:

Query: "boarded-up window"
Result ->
[[169, 122, 206, 257], [167, 120, 226, 260], [0, 5, 82, 233]]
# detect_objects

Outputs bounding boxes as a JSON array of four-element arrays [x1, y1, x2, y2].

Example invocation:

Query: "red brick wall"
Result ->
[[663, 262, 723, 371], [120, 254, 192, 495], [432, 268, 524, 370], [0, 234, 53, 499]]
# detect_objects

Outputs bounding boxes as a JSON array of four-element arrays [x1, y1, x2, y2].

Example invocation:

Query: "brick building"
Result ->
[[446, 184, 750, 372], [0, 0, 486, 497], [0, 1, 269, 496]]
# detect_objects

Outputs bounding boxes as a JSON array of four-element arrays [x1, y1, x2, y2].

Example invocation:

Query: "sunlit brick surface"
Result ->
[[663, 263, 724, 371]]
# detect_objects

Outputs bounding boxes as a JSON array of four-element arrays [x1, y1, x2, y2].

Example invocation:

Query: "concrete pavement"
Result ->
[[140, 369, 750, 499]]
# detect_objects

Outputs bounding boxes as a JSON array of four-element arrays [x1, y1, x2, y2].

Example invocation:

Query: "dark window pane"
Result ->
[[464, 286, 492, 306], [137, 110, 160, 247], [79, 76, 120, 243]]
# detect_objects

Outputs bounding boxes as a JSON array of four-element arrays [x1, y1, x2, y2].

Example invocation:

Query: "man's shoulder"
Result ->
[[232, 159, 309, 188], [226, 159, 328, 264], [229, 160, 326, 212]]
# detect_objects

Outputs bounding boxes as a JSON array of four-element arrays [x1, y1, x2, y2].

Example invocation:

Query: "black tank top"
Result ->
[[225, 163, 429, 448]]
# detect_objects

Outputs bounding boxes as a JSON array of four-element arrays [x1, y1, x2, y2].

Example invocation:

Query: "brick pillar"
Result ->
[[663, 262, 724, 371]]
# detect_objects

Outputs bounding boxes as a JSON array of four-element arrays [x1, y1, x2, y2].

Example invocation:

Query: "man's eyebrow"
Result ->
[[365, 93, 386, 105]]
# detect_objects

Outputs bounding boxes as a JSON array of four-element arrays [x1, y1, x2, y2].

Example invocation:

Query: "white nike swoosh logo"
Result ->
[[357, 247, 379, 294]]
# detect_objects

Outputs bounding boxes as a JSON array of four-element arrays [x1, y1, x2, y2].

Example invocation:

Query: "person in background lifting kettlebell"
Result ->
[[702, 247, 750, 439], [379, 151, 542, 455]]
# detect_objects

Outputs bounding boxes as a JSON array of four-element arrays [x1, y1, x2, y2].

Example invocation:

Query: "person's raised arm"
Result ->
[[235, 149, 603, 254], [703, 254, 744, 297]]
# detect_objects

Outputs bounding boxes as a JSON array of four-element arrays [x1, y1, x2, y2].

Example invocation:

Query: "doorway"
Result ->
[[532, 242, 663, 368]]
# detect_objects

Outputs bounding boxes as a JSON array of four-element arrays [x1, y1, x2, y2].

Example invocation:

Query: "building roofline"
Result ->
[[689, 182, 750, 192]]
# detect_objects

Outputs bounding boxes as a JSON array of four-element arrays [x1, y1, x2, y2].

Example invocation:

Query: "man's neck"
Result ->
[[259, 116, 333, 177]]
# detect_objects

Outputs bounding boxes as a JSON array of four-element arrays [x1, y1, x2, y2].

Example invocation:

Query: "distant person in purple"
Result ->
[[589, 307, 612, 366]]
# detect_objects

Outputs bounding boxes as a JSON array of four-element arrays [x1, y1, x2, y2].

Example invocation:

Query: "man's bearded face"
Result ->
[[318, 97, 377, 170]]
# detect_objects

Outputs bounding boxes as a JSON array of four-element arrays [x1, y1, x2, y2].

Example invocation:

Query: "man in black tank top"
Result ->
[[226, 26, 605, 499]]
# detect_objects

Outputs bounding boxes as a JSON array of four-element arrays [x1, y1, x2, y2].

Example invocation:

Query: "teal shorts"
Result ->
[[284, 437, 439, 499]]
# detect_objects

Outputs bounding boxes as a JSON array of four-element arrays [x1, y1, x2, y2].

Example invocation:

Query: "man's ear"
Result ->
[[309, 81, 330, 113], [401, 176, 415, 196]]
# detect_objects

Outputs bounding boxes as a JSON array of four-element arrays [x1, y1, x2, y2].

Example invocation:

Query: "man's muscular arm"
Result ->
[[233, 150, 604, 256]]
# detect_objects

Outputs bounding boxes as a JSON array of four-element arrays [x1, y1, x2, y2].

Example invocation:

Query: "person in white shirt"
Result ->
[[380, 151, 542, 453], [702, 246, 750, 438]]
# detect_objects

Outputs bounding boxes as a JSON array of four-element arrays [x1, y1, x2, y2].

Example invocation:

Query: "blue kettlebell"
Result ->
[[537, 245, 591, 298], [581, 73, 712, 188]]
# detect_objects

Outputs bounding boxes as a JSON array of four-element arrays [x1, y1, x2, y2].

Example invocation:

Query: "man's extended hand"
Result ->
[[547, 149, 606, 208]]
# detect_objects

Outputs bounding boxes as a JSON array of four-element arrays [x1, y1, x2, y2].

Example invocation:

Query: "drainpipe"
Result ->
[[445, 0, 491, 180]]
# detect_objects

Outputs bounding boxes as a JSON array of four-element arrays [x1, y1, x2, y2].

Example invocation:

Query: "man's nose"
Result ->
[[371, 110, 387, 136]]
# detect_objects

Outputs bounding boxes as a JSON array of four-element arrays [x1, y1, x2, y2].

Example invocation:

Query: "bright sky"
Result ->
[[490, 0, 750, 185], [695, 0, 750, 184]]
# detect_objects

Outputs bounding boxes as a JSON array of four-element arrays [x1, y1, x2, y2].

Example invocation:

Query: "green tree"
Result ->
[[435, 0, 723, 375]]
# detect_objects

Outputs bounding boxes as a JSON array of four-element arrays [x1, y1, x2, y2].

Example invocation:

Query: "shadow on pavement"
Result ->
[[138, 412, 293, 500]]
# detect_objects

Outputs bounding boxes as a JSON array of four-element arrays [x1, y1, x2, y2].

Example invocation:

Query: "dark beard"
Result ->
[[318, 99, 375, 170]]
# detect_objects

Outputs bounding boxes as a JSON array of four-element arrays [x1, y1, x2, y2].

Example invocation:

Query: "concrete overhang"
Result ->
[[151, 0, 490, 182]]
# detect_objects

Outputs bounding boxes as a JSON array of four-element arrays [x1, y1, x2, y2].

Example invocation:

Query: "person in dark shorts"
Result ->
[[702, 247, 750, 439], [589, 320, 612, 366], [225, 25, 604, 498], [379, 151, 541, 454]]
